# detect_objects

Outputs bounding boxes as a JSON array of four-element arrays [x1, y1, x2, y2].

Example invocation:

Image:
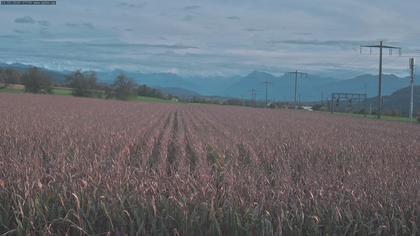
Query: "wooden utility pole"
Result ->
[[361, 41, 401, 119], [409, 58, 415, 122], [249, 88, 256, 107], [262, 80, 272, 108], [286, 70, 307, 110]]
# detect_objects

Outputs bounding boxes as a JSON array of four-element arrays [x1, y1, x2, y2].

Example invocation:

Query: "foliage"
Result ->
[[66, 70, 99, 97], [21, 67, 52, 94], [312, 104, 323, 111], [223, 98, 244, 106], [106, 73, 137, 100], [137, 85, 165, 99], [0, 93, 419, 235], [0, 68, 21, 85]]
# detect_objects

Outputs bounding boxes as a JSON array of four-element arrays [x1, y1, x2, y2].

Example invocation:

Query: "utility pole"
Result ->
[[364, 83, 368, 96], [286, 70, 307, 110], [249, 88, 256, 107], [409, 58, 415, 122], [361, 41, 401, 119], [262, 80, 272, 108], [298, 94, 301, 106]]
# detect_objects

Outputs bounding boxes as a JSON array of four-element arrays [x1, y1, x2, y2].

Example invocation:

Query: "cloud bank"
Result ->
[[0, 0, 418, 77]]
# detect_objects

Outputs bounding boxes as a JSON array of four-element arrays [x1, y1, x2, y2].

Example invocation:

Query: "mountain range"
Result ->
[[1, 62, 418, 102]]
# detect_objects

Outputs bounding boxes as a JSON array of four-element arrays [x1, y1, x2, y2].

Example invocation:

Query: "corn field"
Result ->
[[0, 93, 419, 235]]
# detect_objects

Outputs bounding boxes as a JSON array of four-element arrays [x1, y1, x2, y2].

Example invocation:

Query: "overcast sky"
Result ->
[[0, 0, 419, 77]]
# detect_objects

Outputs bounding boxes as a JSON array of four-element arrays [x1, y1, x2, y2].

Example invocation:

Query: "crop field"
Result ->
[[0, 93, 419, 235]]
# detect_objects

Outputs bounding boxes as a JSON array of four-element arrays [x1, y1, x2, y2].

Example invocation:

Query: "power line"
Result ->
[[285, 70, 307, 110], [360, 41, 402, 119]]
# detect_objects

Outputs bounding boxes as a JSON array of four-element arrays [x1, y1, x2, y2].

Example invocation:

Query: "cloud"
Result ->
[[38, 20, 50, 27], [244, 28, 263, 32], [65, 22, 95, 30], [182, 15, 193, 21], [14, 16, 35, 24], [83, 23, 95, 30], [14, 16, 49, 27], [39, 28, 51, 37], [183, 5, 200, 11], [117, 1, 147, 8], [84, 42, 199, 50], [13, 29, 30, 34], [227, 16, 240, 20], [270, 39, 373, 48], [294, 32, 312, 36], [2, 0, 417, 77], [65, 23, 78, 28]]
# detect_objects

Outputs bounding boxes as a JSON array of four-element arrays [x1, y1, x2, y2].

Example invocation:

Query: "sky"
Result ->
[[0, 0, 419, 78]]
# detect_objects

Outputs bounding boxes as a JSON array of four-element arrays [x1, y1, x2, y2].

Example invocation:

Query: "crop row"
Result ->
[[0, 93, 419, 235]]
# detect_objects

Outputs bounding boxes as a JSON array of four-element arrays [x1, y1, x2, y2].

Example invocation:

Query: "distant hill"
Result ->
[[95, 70, 195, 88], [226, 71, 278, 99], [135, 73, 197, 90], [367, 86, 420, 116], [1, 62, 418, 102], [315, 74, 413, 99], [225, 71, 338, 101], [0, 63, 67, 84], [225, 71, 417, 102], [157, 87, 201, 98], [183, 75, 242, 95], [95, 70, 240, 96]]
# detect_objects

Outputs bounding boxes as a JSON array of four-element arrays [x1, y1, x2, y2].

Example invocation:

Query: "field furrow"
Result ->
[[0, 93, 419, 235]]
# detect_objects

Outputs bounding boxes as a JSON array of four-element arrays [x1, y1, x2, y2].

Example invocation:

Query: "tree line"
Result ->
[[0, 67, 53, 93], [0, 67, 167, 100]]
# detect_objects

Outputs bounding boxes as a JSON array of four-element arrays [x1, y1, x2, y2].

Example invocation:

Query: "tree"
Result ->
[[22, 67, 52, 94], [66, 70, 98, 97], [0, 68, 21, 85], [137, 85, 164, 98], [112, 74, 137, 100], [0, 68, 4, 86]]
